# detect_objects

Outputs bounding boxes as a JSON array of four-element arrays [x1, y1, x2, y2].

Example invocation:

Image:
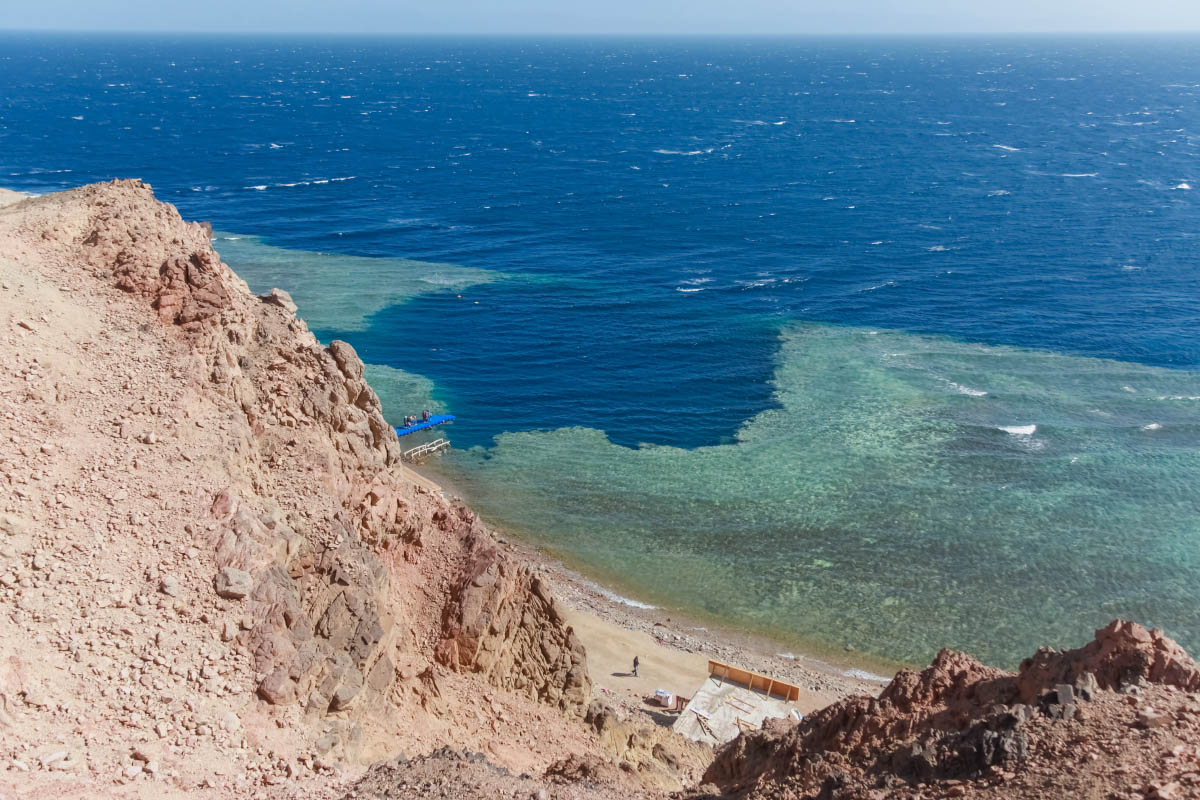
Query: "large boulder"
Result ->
[[1017, 619, 1200, 702]]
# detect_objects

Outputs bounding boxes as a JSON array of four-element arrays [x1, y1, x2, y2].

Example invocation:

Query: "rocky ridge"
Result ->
[[698, 620, 1200, 799]]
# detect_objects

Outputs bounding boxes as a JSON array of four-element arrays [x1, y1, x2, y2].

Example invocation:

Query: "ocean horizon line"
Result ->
[[4, 29, 1200, 39]]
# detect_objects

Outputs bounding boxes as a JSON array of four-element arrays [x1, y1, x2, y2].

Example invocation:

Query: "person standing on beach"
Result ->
[[632, 655, 639, 677]]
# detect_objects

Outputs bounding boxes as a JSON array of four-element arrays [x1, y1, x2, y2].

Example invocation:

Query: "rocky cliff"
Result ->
[[0, 180, 595, 796], [82, 178, 591, 721]]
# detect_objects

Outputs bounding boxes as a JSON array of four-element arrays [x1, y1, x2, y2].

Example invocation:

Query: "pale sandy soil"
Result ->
[[564, 605, 709, 701], [399, 463, 446, 495]]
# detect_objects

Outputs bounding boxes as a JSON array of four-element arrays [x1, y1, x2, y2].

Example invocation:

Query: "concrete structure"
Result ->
[[671, 661, 801, 745]]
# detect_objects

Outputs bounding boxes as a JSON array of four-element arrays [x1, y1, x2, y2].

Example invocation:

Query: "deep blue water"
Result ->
[[4, 34, 1200, 665], [4, 34, 1199, 446]]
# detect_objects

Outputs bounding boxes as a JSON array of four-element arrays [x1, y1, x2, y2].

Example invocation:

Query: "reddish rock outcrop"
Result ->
[[701, 621, 1200, 800], [71, 179, 400, 473], [1016, 619, 1200, 703]]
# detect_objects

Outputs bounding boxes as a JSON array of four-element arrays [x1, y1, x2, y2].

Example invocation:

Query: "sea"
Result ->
[[3, 33, 1199, 668]]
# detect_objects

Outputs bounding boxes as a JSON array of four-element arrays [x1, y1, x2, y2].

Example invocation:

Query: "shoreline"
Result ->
[[404, 460, 892, 714]]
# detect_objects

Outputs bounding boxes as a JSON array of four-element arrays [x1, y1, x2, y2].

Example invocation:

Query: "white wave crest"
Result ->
[[246, 176, 356, 191], [992, 145, 1021, 152], [999, 424, 1037, 436], [595, 587, 657, 610], [1142, 423, 1163, 431]]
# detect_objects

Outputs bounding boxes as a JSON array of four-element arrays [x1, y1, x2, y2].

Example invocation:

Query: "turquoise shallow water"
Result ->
[[422, 324, 1200, 667], [224, 233, 1200, 668], [213, 234, 499, 333]]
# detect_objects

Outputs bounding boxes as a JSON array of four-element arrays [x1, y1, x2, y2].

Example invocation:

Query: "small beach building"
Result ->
[[671, 660, 801, 745]]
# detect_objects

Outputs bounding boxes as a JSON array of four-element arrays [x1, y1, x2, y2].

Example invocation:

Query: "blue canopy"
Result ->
[[394, 414, 456, 437]]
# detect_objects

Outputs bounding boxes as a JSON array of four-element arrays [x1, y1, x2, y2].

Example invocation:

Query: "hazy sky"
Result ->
[[3, 0, 1200, 35]]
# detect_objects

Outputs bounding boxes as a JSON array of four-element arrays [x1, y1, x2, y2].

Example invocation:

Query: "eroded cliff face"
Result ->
[[0, 180, 595, 795]]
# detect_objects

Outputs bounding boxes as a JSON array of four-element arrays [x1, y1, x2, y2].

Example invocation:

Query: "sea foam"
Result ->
[[999, 424, 1037, 436], [594, 586, 657, 610]]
